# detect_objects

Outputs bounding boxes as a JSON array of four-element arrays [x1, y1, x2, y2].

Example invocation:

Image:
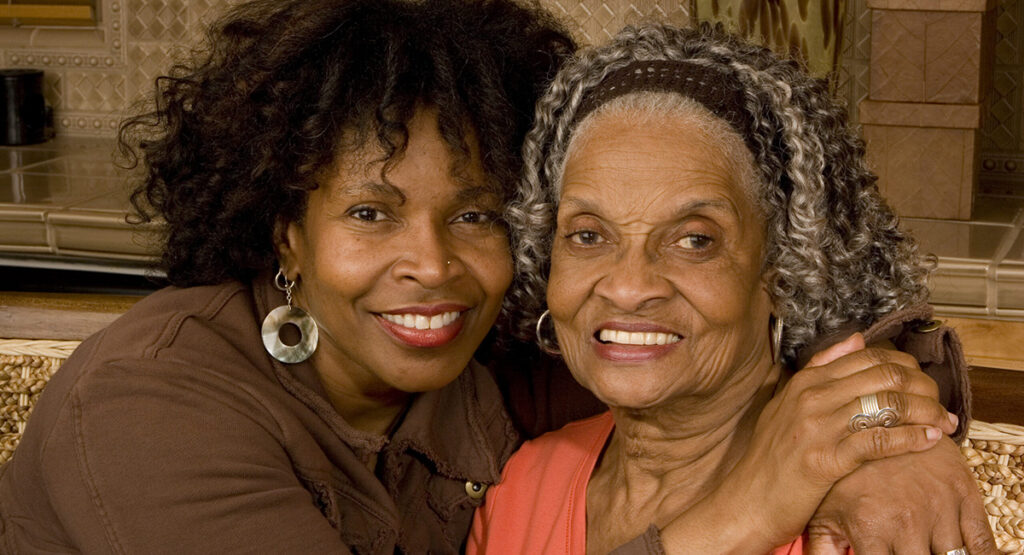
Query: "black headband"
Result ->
[[574, 60, 754, 146]]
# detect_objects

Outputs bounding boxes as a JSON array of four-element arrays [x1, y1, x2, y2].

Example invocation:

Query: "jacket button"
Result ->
[[914, 319, 943, 333], [465, 481, 488, 499]]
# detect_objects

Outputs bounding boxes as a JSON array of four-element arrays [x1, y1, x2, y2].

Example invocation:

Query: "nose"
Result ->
[[391, 220, 461, 288], [592, 244, 673, 312]]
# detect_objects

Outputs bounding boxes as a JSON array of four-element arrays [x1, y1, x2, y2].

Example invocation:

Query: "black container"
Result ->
[[0, 69, 51, 145]]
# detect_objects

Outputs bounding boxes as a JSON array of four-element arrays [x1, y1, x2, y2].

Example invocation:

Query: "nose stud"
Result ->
[[446, 260, 451, 266]]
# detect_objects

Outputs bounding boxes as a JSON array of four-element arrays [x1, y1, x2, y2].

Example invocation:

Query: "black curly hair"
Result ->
[[120, 0, 574, 287]]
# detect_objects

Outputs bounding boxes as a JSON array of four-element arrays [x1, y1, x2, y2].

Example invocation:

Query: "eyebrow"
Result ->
[[335, 181, 407, 204]]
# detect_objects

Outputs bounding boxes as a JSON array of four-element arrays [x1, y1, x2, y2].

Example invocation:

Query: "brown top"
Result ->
[[0, 278, 517, 554]]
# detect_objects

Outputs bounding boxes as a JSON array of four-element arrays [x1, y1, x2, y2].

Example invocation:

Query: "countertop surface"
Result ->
[[0, 137, 157, 275]]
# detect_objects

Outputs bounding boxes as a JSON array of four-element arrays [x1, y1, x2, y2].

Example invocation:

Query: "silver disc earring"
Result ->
[[262, 269, 318, 363], [535, 309, 561, 355], [770, 315, 784, 365]]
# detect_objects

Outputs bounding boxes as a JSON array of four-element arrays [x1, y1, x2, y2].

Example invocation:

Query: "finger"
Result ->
[[835, 425, 942, 473], [802, 345, 920, 384], [804, 333, 866, 369], [829, 392, 957, 436], [812, 362, 941, 406], [960, 487, 999, 555]]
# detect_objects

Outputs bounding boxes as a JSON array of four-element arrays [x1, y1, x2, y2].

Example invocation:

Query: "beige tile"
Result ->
[[870, 10, 989, 103], [0, 207, 48, 251], [925, 12, 986, 103], [996, 260, 1024, 309], [65, 72, 126, 113], [47, 210, 159, 257], [127, 0, 187, 41], [0, 150, 62, 172], [871, 10, 926, 101], [863, 124, 976, 219], [929, 259, 990, 307], [21, 156, 128, 180], [859, 100, 981, 127], [0, 174, 120, 209]]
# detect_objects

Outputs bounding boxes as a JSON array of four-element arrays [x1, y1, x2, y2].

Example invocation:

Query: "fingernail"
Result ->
[[926, 427, 941, 441], [948, 412, 959, 429]]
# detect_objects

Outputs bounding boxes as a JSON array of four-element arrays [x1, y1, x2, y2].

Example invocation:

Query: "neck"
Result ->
[[587, 358, 782, 544], [311, 348, 412, 437]]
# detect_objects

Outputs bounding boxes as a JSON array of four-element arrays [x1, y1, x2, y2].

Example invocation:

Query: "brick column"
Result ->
[[859, 0, 996, 220]]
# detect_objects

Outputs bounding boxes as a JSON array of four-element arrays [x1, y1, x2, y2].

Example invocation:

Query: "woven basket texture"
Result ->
[[0, 339, 78, 465], [1, 338, 1024, 550], [962, 420, 1024, 553]]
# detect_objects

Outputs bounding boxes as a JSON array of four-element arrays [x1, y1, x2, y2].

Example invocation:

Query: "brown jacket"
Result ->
[[0, 279, 518, 553]]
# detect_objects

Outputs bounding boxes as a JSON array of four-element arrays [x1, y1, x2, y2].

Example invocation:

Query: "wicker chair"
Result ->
[[1, 338, 1023, 551]]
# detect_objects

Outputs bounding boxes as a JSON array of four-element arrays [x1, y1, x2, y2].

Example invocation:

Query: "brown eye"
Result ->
[[676, 234, 713, 250], [453, 210, 496, 225], [347, 206, 387, 222], [568, 230, 603, 245]]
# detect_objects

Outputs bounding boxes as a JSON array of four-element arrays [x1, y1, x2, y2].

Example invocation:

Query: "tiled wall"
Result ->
[[13, 0, 1024, 192], [0, 1, 697, 139]]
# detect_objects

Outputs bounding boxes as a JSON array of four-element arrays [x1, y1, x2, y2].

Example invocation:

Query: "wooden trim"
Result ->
[[0, 5, 93, 21], [0, 292, 143, 341], [941, 316, 1024, 372]]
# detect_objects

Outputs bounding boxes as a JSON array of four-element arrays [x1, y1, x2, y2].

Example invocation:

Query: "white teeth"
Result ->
[[598, 329, 680, 346], [382, 311, 462, 330]]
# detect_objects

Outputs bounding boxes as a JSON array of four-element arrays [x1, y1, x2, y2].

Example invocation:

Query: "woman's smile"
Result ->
[[592, 321, 683, 362], [377, 304, 468, 348]]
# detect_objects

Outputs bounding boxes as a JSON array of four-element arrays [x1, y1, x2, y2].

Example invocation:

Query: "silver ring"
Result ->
[[847, 392, 901, 433], [943, 547, 968, 555]]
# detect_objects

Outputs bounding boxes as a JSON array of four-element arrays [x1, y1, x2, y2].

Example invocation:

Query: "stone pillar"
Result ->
[[859, 0, 996, 220]]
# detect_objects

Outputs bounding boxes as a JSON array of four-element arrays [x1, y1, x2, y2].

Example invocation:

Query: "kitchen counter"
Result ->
[[0, 137, 158, 276]]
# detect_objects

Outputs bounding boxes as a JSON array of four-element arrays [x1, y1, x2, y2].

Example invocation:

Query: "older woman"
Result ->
[[470, 23, 989, 554]]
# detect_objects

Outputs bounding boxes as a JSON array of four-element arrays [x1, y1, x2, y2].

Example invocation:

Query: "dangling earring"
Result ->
[[262, 269, 319, 363], [535, 309, 560, 355], [770, 314, 784, 365]]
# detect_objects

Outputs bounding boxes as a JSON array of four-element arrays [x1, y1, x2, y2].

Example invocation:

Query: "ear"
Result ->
[[272, 217, 305, 280]]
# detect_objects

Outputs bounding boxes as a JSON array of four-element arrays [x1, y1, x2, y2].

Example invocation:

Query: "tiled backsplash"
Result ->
[[0, 138, 155, 270]]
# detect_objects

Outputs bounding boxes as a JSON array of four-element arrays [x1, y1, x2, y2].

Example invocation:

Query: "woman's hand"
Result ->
[[804, 435, 997, 554], [721, 334, 958, 550], [659, 334, 959, 553]]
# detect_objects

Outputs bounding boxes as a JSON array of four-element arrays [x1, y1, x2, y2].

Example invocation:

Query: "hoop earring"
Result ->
[[262, 269, 319, 363], [535, 309, 560, 355], [770, 314, 784, 365]]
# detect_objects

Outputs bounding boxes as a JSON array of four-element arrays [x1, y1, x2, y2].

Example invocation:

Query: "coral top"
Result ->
[[468, 411, 846, 555]]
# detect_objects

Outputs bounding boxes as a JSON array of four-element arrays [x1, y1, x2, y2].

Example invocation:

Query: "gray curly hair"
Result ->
[[505, 22, 931, 364]]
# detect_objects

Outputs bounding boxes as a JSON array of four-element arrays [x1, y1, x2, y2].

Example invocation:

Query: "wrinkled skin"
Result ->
[[807, 437, 997, 555]]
